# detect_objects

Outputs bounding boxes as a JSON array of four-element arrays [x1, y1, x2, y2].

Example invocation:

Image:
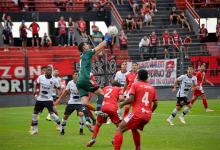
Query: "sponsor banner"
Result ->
[[190, 56, 220, 85], [127, 59, 177, 86], [0, 60, 74, 93]]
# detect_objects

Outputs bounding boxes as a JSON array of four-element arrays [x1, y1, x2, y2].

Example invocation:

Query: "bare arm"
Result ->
[[120, 94, 134, 108], [152, 101, 158, 112], [205, 78, 214, 86], [33, 82, 38, 96], [122, 81, 128, 94], [54, 89, 68, 105], [2, 13, 5, 21], [118, 94, 125, 102], [172, 79, 178, 92]]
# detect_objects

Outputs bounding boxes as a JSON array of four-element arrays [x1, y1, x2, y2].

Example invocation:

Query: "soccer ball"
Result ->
[[107, 26, 118, 37]]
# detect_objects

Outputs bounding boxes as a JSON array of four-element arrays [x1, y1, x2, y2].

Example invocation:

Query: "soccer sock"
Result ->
[[92, 124, 100, 139], [31, 114, 38, 129], [123, 106, 130, 118], [88, 110, 96, 125], [202, 98, 208, 109], [132, 130, 140, 150], [181, 107, 190, 116], [61, 118, 66, 130], [82, 105, 91, 123], [190, 99, 195, 104], [114, 131, 123, 150], [50, 113, 60, 125], [96, 95, 104, 111], [169, 108, 178, 119], [79, 116, 84, 129]]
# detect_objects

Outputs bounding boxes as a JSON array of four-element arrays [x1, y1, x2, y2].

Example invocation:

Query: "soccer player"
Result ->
[[122, 62, 138, 118], [54, 72, 85, 135], [114, 62, 129, 87], [76, 34, 112, 129], [109, 62, 128, 124], [190, 63, 214, 112], [30, 66, 61, 135], [46, 68, 62, 121], [167, 65, 197, 125], [113, 69, 158, 150], [86, 81, 124, 147]]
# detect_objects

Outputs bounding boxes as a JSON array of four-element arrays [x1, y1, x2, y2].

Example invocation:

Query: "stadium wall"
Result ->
[[0, 87, 219, 107]]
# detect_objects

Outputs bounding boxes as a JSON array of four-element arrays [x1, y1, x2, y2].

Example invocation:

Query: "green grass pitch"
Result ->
[[0, 100, 219, 150]]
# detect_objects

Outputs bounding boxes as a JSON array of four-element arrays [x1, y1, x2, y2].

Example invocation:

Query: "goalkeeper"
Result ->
[[76, 33, 113, 131]]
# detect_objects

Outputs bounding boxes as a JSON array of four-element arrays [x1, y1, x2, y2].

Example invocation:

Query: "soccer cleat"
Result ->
[[29, 128, 38, 135], [79, 129, 85, 135], [106, 118, 112, 125], [94, 111, 103, 116], [60, 129, 65, 135], [86, 139, 96, 147], [179, 115, 186, 124], [46, 114, 52, 121], [166, 118, 174, 126], [86, 121, 94, 132], [56, 124, 61, 131], [206, 108, 214, 112]]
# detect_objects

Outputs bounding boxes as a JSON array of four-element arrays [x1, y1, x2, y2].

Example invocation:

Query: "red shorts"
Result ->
[[97, 107, 120, 124], [124, 113, 151, 131], [193, 89, 204, 97]]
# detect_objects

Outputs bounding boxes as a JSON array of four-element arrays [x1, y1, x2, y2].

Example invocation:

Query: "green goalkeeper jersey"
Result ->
[[78, 49, 95, 82]]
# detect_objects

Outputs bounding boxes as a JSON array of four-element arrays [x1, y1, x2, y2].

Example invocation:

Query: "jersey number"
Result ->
[[141, 92, 149, 112], [104, 89, 113, 98]]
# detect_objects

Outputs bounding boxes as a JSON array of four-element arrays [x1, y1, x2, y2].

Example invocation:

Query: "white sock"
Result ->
[[169, 108, 178, 120], [79, 116, 84, 129], [50, 113, 60, 124], [182, 107, 190, 116]]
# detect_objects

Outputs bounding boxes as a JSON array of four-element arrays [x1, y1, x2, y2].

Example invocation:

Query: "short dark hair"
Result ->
[[112, 81, 121, 87], [138, 69, 148, 81], [132, 62, 138, 65], [188, 65, 193, 69], [78, 42, 85, 52], [41, 66, 47, 70]]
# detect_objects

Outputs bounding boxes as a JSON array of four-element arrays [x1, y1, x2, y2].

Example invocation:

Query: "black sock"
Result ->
[[96, 95, 103, 111], [82, 105, 91, 123]]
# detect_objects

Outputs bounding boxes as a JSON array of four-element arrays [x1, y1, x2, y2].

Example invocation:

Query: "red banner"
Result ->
[[0, 60, 74, 93], [190, 56, 220, 85]]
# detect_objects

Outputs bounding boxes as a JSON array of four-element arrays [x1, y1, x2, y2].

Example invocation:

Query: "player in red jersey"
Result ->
[[113, 69, 158, 150], [190, 63, 214, 112], [122, 62, 138, 118], [86, 81, 124, 147]]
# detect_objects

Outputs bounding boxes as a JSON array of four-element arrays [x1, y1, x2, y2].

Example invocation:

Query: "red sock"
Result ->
[[114, 131, 123, 150], [202, 98, 208, 109], [190, 99, 195, 104], [123, 106, 130, 118], [92, 125, 100, 139], [132, 130, 140, 150]]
